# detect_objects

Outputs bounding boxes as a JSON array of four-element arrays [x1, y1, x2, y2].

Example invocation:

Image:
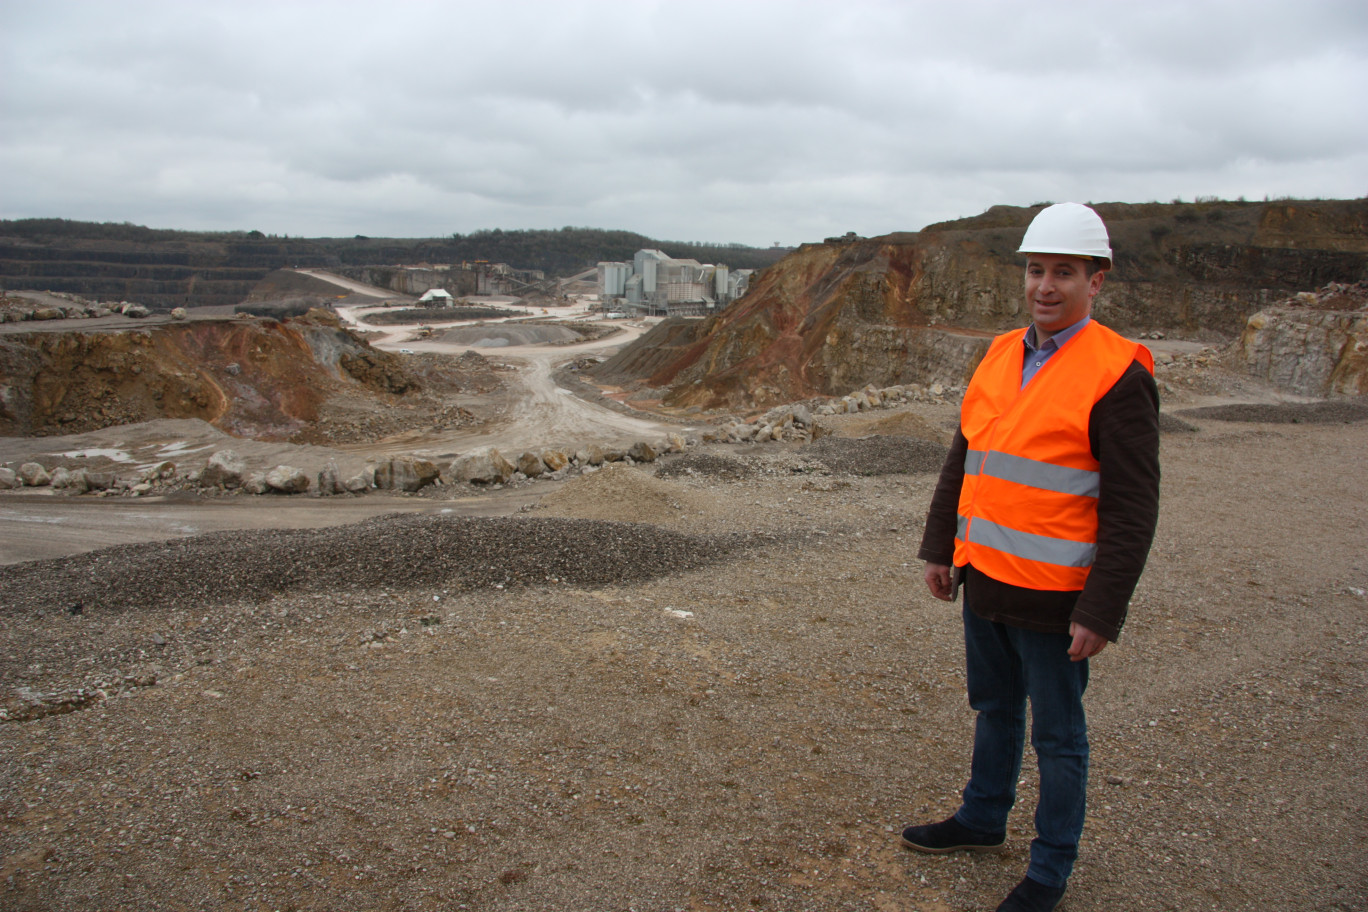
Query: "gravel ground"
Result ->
[[1174, 400, 1368, 425], [1, 403, 1365, 911]]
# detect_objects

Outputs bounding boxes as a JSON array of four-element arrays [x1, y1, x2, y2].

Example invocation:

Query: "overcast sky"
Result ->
[[2, 1, 1365, 247]]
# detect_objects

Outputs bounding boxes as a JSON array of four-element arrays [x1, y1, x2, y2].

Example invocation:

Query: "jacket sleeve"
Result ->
[[1072, 361, 1161, 641], [918, 426, 969, 565]]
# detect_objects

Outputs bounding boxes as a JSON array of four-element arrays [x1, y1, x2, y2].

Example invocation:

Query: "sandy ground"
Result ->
[[1, 390, 1365, 911], [1, 299, 1365, 910]]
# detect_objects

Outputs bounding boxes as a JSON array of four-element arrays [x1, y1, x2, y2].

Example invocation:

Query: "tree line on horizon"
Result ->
[[0, 219, 791, 277]]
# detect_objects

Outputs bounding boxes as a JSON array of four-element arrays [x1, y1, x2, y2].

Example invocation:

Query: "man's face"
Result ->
[[1024, 253, 1104, 341]]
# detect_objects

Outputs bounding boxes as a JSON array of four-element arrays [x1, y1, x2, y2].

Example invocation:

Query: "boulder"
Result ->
[[574, 444, 605, 466], [202, 450, 245, 489], [120, 302, 151, 318], [51, 467, 89, 493], [373, 456, 440, 492], [517, 451, 547, 478], [628, 441, 658, 463], [540, 448, 570, 472], [143, 461, 177, 482], [170, 307, 187, 320], [264, 465, 311, 494], [449, 448, 515, 485], [19, 463, 51, 487], [343, 465, 375, 493], [243, 473, 270, 495], [86, 471, 118, 491], [317, 461, 342, 496], [762, 404, 814, 430], [0, 468, 17, 489]]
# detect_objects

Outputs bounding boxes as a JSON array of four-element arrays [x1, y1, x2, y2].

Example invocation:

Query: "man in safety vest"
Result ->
[[901, 203, 1160, 912]]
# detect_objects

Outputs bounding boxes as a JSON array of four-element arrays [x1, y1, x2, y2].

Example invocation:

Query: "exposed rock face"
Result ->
[[594, 200, 1368, 410], [0, 311, 419, 438], [0, 230, 333, 309], [341, 265, 477, 298], [1233, 283, 1368, 396], [338, 350, 414, 394]]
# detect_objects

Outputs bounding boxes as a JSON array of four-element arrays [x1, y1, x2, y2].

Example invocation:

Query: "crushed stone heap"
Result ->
[[0, 514, 757, 615]]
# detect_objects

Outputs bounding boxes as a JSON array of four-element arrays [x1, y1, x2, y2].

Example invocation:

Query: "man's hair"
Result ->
[[1083, 258, 1106, 277]]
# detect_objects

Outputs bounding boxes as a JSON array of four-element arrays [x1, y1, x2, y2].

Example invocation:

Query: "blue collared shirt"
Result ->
[[1021, 317, 1091, 388]]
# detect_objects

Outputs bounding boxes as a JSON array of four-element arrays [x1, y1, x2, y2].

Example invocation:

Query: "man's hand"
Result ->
[[924, 562, 953, 601], [1068, 622, 1108, 661]]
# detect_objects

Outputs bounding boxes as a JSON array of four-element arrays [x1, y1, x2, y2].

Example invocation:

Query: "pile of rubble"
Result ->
[[703, 383, 957, 445], [0, 513, 756, 617], [0, 436, 690, 499], [0, 293, 163, 322]]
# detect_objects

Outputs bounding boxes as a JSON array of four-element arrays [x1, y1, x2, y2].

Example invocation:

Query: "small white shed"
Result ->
[[418, 289, 454, 305]]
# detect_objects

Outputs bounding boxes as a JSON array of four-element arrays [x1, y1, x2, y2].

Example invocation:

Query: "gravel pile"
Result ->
[[1176, 400, 1368, 424], [807, 435, 950, 475], [0, 514, 754, 616], [655, 452, 757, 480], [1158, 412, 1200, 433]]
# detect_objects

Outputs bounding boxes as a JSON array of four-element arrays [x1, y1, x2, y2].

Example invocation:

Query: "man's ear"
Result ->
[[1088, 269, 1105, 300]]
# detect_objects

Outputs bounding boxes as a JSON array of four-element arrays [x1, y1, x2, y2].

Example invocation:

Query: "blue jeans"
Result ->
[[952, 600, 1090, 889]]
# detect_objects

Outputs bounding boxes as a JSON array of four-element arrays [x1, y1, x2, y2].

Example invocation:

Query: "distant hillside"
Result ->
[[593, 198, 1368, 411], [333, 228, 790, 275], [0, 221, 332, 310], [0, 220, 788, 310]]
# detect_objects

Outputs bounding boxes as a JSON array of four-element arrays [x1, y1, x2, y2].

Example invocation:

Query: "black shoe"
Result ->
[[899, 816, 1006, 854], [995, 876, 1067, 912]]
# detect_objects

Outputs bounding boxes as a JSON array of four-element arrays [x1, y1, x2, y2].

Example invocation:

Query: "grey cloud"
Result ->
[[2, 0, 1365, 245]]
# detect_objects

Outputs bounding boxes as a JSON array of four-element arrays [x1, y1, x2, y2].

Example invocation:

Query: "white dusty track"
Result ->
[[0, 273, 686, 563], [317, 271, 685, 456]]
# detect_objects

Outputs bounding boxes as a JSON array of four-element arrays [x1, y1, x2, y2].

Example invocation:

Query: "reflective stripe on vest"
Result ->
[[963, 449, 1101, 499], [953, 321, 1152, 591], [957, 513, 1098, 568]]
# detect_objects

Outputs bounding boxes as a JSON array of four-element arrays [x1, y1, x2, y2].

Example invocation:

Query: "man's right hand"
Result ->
[[924, 562, 953, 601]]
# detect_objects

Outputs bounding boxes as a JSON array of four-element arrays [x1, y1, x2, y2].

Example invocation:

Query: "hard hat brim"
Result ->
[[1017, 245, 1112, 270]]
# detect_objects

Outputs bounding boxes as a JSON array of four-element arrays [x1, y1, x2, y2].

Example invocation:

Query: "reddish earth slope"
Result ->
[[594, 199, 1368, 411], [0, 311, 414, 439]]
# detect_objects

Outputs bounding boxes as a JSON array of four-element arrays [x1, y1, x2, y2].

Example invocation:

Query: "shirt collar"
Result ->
[[1025, 316, 1091, 353]]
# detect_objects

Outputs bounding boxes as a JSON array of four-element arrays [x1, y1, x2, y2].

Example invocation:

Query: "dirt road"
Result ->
[[335, 307, 684, 459]]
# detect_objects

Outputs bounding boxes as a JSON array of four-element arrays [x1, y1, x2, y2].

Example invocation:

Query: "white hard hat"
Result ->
[[1018, 202, 1112, 270]]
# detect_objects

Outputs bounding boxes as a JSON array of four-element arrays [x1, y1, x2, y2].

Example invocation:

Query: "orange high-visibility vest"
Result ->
[[954, 321, 1154, 591]]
